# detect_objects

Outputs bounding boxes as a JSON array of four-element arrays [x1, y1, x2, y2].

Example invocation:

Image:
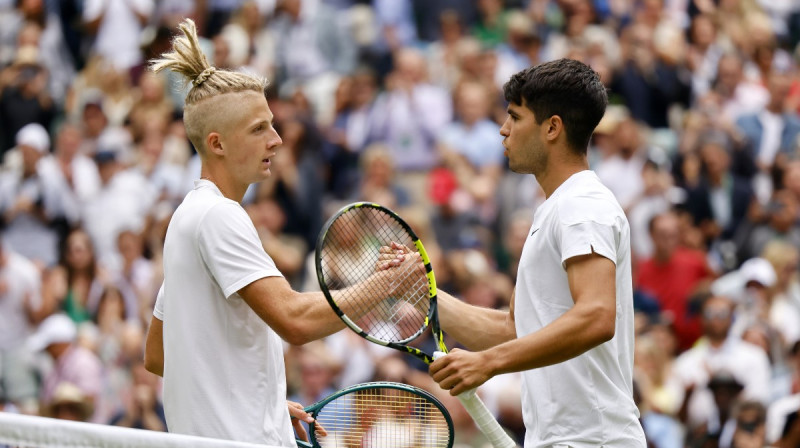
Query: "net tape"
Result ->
[[0, 412, 282, 448]]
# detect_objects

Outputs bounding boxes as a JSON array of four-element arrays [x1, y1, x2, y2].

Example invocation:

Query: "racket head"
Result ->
[[316, 202, 440, 349], [305, 381, 454, 448]]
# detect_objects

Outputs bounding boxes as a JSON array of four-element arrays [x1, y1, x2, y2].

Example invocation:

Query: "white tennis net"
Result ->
[[0, 412, 284, 448]]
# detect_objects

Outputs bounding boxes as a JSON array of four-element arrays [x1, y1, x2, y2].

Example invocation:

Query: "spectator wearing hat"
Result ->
[[28, 313, 104, 423], [685, 369, 746, 448], [0, 123, 70, 267], [672, 295, 771, 437], [45, 382, 95, 422]]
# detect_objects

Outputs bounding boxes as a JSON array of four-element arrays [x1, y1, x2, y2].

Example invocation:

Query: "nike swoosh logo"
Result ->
[[530, 228, 539, 236]]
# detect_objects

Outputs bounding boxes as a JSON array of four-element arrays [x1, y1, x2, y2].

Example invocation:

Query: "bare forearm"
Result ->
[[484, 304, 613, 376], [437, 290, 515, 351]]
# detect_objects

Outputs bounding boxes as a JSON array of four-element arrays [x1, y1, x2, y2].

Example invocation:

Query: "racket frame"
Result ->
[[316, 202, 447, 364], [297, 381, 454, 448]]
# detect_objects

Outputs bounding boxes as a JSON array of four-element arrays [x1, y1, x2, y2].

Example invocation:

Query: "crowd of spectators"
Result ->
[[1, 0, 800, 447]]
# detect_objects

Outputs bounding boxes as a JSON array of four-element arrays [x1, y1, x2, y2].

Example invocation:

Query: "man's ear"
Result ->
[[545, 115, 564, 143], [206, 132, 224, 156]]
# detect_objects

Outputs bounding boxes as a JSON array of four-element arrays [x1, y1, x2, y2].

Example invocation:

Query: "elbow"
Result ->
[[275, 320, 316, 346], [143, 354, 163, 377], [584, 308, 616, 347]]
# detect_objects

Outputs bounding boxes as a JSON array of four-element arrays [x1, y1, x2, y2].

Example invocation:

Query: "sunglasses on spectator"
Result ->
[[703, 308, 731, 320]]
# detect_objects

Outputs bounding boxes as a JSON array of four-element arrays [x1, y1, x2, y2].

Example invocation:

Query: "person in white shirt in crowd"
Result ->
[[81, 128, 157, 269], [672, 294, 772, 433], [82, 0, 154, 72], [0, 123, 67, 267], [370, 47, 452, 205], [143, 19, 418, 446], [0, 241, 44, 415], [48, 122, 101, 227]]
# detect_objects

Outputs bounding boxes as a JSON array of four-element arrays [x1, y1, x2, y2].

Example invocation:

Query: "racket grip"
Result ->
[[432, 352, 517, 448]]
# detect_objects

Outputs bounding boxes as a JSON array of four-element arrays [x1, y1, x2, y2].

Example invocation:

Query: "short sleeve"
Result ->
[[153, 283, 164, 321], [557, 196, 619, 267], [197, 202, 283, 299]]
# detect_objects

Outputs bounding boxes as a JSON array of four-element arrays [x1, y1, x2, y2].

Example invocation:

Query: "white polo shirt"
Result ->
[[155, 179, 293, 446], [515, 170, 646, 447]]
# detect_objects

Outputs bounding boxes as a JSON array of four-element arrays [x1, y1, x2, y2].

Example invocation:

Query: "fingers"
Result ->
[[287, 401, 314, 424], [292, 418, 309, 442]]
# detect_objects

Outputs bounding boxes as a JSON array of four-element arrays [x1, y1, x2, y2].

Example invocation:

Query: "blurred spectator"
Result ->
[[637, 211, 714, 350], [736, 72, 800, 171], [761, 242, 800, 350], [672, 295, 771, 440], [354, 143, 410, 209], [596, 117, 648, 210], [686, 14, 726, 101], [767, 341, 800, 445], [681, 137, 754, 249], [611, 22, 690, 129], [82, 135, 157, 266], [82, 0, 154, 72], [247, 198, 307, 289], [736, 189, 800, 263], [437, 81, 504, 222], [633, 376, 684, 448], [0, 241, 44, 414], [370, 47, 452, 202], [28, 313, 104, 423], [730, 400, 768, 448], [254, 115, 324, 250], [50, 122, 101, 227], [109, 363, 166, 431], [323, 69, 380, 199], [0, 123, 67, 267], [706, 53, 769, 125], [60, 228, 103, 323], [44, 381, 94, 422], [0, 45, 54, 155], [271, 0, 357, 125], [114, 229, 155, 324]]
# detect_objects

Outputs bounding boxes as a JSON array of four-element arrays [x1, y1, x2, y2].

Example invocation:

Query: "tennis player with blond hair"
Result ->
[[143, 19, 413, 446]]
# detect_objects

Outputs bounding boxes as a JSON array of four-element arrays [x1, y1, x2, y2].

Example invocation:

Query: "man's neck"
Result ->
[[538, 151, 589, 198], [200, 165, 246, 202]]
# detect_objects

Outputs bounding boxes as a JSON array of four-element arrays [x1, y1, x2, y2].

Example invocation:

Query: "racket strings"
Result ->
[[313, 388, 451, 448], [321, 208, 430, 342]]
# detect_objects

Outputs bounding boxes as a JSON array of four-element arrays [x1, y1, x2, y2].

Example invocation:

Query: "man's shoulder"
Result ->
[[555, 173, 625, 224]]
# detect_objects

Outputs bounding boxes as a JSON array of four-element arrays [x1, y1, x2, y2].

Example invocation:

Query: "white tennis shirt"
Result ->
[[515, 171, 646, 447], [154, 179, 294, 446]]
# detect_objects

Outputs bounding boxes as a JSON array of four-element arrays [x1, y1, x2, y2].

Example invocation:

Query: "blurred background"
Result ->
[[0, 0, 800, 447]]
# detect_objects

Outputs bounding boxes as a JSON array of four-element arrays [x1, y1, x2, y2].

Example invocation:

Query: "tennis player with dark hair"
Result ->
[[142, 19, 415, 446], [428, 59, 647, 446]]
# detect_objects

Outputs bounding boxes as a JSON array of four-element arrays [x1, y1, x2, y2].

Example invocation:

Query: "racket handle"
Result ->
[[433, 352, 517, 448]]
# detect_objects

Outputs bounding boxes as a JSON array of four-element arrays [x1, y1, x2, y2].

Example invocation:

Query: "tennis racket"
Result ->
[[315, 202, 517, 448], [294, 381, 453, 448]]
